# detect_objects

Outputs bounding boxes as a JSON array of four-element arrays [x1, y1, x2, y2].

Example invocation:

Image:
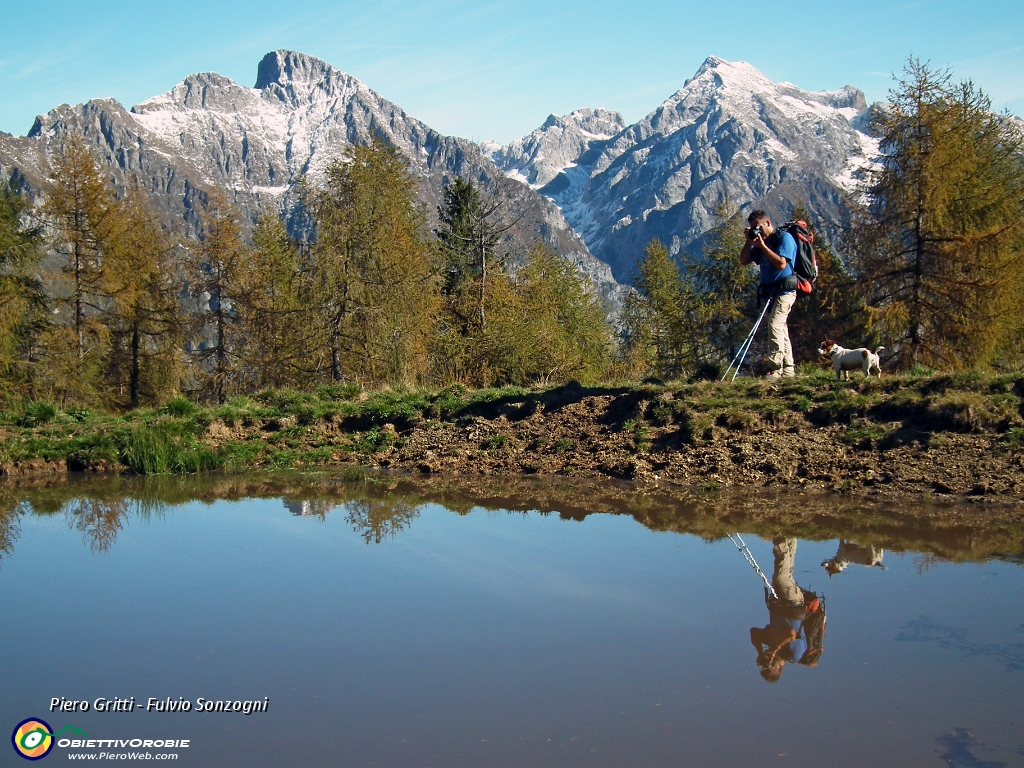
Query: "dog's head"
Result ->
[[818, 339, 839, 359], [821, 559, 846, 576]]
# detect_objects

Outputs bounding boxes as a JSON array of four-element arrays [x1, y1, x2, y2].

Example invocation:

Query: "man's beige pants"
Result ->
[[772, 537, 803, 606], [766, 291, 796, 374]]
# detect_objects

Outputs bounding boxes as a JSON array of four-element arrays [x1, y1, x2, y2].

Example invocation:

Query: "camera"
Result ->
[[748, 225, 764, 240]]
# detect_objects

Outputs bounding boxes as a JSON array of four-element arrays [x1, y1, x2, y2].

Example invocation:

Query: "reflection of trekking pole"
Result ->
[[727, 533, 779, 600], [721, 298, 772, 381]]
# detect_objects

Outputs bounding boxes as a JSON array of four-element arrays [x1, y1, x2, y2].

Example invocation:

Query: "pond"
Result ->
[[2, 474, 1023, 767]]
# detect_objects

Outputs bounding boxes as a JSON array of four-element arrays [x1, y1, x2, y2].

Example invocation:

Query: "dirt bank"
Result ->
[[4, 374, 1023, 505], [363, 381, 1024, 504]]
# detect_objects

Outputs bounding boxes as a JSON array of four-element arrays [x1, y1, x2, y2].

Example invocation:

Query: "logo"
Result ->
[[11, 718, 54, 761]]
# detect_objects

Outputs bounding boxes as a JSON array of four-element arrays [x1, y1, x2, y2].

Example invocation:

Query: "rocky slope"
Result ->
[[487, 56, 880, 281], [0, 50, 622, 305]]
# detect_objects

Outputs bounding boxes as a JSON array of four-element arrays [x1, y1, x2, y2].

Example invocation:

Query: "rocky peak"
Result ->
[[255, 49, 364, 108], [491, 56, 880, 281], [133, 72, 251, 115], [486, 107, 626, 189], [557, 108, 626, 138]]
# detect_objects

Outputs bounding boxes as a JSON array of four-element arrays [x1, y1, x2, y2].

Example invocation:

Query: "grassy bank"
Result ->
[[1, 368, 1023, 501]]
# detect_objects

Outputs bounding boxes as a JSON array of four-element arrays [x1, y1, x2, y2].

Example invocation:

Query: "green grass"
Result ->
[[121, 422, 220, 474], [2, 372, 1022, 476], [482, 434, 507, 450], [841, 421, 894, 448]]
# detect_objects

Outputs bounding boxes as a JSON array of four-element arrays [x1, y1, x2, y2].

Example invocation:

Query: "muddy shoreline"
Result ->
[[4, 377, 1023, 507]]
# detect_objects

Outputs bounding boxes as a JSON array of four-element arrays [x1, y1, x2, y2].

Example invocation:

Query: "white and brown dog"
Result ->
[[818, 339, 884, 380]]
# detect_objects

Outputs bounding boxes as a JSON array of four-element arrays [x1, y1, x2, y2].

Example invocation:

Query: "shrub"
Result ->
[[65, 406, 93, 423], [161, 396, 197, 418], [22, 401, 58, 426]]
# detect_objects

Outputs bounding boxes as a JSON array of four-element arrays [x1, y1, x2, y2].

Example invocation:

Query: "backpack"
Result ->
[[798, 590, 826, 667], [778, 220, 818, 294]]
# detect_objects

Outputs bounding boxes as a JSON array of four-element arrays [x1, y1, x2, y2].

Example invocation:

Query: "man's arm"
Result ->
[[740, 229, 755, 265], [752, 234, 787, 270]]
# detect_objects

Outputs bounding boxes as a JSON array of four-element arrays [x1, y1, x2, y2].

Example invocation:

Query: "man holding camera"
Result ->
[[740, 210, 798, 378]]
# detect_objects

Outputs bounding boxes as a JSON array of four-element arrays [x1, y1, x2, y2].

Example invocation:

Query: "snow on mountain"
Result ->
[[0, 50, 622, 305], [488, 108, 626, 188], [488, 56, 880, 281]]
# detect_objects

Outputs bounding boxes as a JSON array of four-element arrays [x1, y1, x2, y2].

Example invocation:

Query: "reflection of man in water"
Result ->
[[749, 537, 824, 682]]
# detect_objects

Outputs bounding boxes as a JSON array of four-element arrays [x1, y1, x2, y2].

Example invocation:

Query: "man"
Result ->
[[740, 210, 798, 377], [749, 537, 825, 682]]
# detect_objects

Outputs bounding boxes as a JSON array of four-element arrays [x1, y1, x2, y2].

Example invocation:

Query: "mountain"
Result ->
[[0, 50, 621, 305], [486, 56, 880, 281]]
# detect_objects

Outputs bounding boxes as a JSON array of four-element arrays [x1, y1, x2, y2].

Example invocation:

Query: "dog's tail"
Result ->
[[875, 346, 886, 354]]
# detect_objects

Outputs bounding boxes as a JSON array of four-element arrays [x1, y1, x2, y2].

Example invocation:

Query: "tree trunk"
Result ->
[[130, 320, 141, 407]]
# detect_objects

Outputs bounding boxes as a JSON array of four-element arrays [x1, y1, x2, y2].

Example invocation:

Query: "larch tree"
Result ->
[[849, 59, 1024, 369], [0, 182, 47, 402], [186, 191, 251, 402], [308, 137, 436, 386], [40, 138, 125, 404], [103, 189, 184, 406], [510, 243, 612, 383], [621, 239, 692, 380], [244, 213, 316, 389], [787, 206, 865, 362], [690, 207, 759, 371]]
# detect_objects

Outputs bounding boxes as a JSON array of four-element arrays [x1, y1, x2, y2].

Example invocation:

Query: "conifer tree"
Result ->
[[244, 214, 315, 389], [788, 206, 864, 361], [308, 138, 436, 385], [509, 243, 612, 382], [849, 59, 1024, 369], [621, 239, 691, 379], [691, 208, 758, 370], [186, 192, 251, 402], [435, 177, 502, 333], [40, 138, 125, 404], [102, 190, 183, 406], [0, 182, 47, 402]]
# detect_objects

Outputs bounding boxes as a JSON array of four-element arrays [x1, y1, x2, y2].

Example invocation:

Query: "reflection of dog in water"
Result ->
[[821, 540, 886, 576]]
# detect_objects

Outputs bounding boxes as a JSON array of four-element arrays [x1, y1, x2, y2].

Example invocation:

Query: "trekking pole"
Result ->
[[721, 324, 756, 381], [721, 297, 772, 381], [727, 533, 778, 600]]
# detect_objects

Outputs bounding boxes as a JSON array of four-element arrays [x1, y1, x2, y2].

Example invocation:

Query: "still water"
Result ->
[[1, 474, 1022, 767]]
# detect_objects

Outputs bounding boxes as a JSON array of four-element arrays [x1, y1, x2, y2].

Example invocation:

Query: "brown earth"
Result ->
[[360, 385, 1023, 504], [4, 379, 1023, 506]]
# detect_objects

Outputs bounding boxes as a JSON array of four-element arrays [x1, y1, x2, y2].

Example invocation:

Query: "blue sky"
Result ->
[[2, 0, 1021, 144]]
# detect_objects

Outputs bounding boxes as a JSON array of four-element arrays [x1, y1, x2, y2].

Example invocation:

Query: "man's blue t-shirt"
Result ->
[[769, 608, 808, 663], [755, 231, 797, 286]]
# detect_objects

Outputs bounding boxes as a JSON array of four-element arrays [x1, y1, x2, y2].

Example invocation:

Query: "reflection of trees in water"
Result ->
[[913, 553, 944, 575], [0, 501, 28, 565], [3, 472, 1024, 561], [62, 495, 167, 553], [65, 497, 131, 553], [344, 499, 420, 544]]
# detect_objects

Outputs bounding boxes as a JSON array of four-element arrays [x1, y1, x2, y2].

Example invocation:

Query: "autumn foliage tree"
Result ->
[[306, 137, 436, 386], [0, 182, 46, 403], [848, 59, 1024, 370]]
